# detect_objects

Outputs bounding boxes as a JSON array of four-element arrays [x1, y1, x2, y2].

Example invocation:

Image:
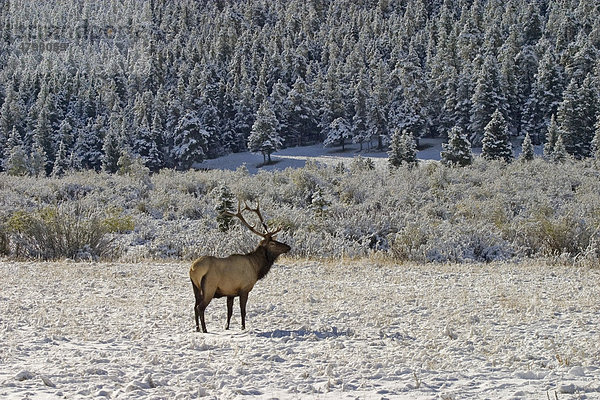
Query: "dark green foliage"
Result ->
[[0, 0, 598, 172]]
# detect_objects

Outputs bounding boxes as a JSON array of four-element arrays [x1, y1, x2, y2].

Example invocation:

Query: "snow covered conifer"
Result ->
[[172, 110, 209, 170], [248, 99, 282, 165], [388, 128, 403, 169], [389, 129, 418, 168], [324, 117, 351, 150], [310, 187, 330, 218], [441, 126, 472, 167], [470, 55, 506, 145], [552, 134, 568, 163], [592, 114, 600, 160], [402, 129, 418, 167], [102, 131, 121, 173], [73, 117, 104, 171], [29, 141, 47, 177], [544, 115, 559, 158], [214, 184, 235, 232], [51, 140, 69, 177], [481, 109, 513, 162], [351, 75, 371, 151], [520, 132, 534, 161], [4, 127, 28, 176]]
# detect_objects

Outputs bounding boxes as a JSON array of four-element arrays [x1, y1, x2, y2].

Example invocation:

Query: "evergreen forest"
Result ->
[[0, 0, 599, 175]]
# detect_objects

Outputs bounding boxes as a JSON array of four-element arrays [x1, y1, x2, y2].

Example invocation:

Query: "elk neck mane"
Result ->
[[250, 245, 277, 280]]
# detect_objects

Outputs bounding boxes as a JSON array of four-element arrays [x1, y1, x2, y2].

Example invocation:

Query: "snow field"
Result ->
[[1, 260, 599, 399]]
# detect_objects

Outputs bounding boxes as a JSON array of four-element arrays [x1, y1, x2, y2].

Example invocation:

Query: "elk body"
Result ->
[[189, 202, 290, 333]]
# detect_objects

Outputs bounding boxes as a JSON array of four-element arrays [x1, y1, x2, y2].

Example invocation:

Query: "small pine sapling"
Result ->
[[552, 134, 568, 163], [215, 185, 235, 232], [310, 187, 331, 218], [520, 133, 534, 161]]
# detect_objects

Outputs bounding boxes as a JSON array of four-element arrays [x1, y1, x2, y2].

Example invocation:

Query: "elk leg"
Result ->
[[226, 296, 234, 330], [191, 279, 202, 332], [198, 276, 211, 333], [239, 292, 249, 330]]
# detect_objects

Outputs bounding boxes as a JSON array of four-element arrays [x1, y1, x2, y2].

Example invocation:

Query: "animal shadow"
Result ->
[[256, 327, 353, 340]]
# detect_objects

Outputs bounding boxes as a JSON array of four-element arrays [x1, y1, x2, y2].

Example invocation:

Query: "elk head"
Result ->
[[224, 200, 291, 257]]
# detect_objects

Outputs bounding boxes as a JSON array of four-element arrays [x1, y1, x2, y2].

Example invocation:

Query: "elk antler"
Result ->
[[223, 200, 281, 238]]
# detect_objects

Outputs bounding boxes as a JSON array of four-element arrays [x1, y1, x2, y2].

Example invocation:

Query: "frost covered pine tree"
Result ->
[[544, 115, 560, 158], [469, 55, 506, 146], [51, 140, 69, 177], [324, 116, 351, 151], [29, 141, 47, 177], [310, 187, 330, 218], [102, 131, 121, 173], [248, 99, 282, 165], [388, 129, 417, 168], [520, 132, 534, 161], [592, 114, 600, 160], [552, 134, 568, 163], [3, 126, 28, 176], [441, 126, 473, 167], [481, 109, 513, 162], [172, 110, 209, 170], [215, 184, 235, 232], [388, 128, 403, 169], [73, 117, 104, 171]]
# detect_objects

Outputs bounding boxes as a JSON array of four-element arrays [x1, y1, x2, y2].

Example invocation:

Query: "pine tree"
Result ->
[[51, 140, 69, 177], [248, 99, 282, 165], [310, 187, 330, 219], [102, 131, 122, 173], [286, 76, 315, 147], [388, 129, 418, 169], [351, 75, 371, 150], [395, 43, 428, 140], [481, 109, 513, 162], [556, 76, 596, 158], [324, 117, 351, 151], [522, 48, 564, 144], [552, 134, 568, 163], [29, 141, 47, 177], [370, 60, 391, 149], [544, 115, 560, 158], [3, 127, 28, 176], [520, 132, 534, 161], [441, 126, 473, 167], [592, 114, 600, 160], [214, 184, 235, 232], [33, 107, 54, 175], [470, 55, 506, 146], [172, 110, 209, 170], [73, 117, 104, 171], [388, 129, 403, 169]]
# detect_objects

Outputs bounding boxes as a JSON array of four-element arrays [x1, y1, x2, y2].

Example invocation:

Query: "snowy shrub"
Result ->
[[2, 157, 600, 264], [4, 203, 115, 260]]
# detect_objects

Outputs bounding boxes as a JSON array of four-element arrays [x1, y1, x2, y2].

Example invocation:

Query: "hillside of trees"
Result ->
[[0, 0, 599, 175]]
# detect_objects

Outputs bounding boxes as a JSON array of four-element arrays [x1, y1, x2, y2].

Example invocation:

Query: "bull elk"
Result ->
[[189, 201, 290, 333]]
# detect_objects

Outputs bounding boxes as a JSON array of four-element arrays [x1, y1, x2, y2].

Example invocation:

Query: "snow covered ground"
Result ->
[[197, 138, 541, 174], [197, 139, 447, 173], [2, 260, 599, 399]]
